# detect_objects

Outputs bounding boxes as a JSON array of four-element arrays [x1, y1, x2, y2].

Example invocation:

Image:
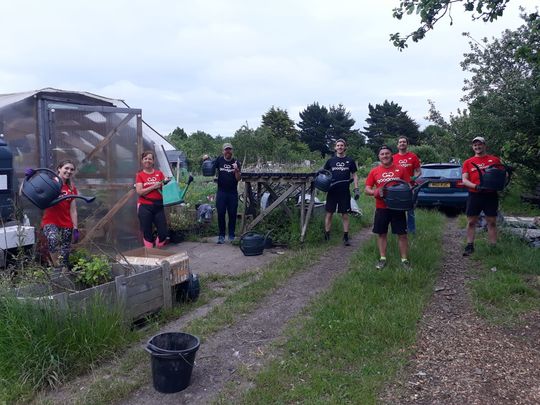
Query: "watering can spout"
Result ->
[[48, 195, 96, 208]]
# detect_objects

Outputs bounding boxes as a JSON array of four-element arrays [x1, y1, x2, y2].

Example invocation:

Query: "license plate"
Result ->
[[429, 182, 450, 188]]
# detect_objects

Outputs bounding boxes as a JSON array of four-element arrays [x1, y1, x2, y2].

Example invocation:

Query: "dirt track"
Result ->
[[381, 218, 540, 404]]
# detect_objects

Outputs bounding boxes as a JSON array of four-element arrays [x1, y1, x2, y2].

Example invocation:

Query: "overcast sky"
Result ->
[[1, 0, 537, 138]]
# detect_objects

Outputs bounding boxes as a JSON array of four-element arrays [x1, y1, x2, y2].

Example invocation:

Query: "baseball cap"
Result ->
[[378, 144, 392, 153], [223, 142, 233, 150], [472, 136, 485, 144]]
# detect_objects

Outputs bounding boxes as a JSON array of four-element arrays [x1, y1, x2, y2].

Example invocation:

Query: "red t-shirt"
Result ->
[[366, 164, 411, 209], [136, 170, 165, 205], [462, 155, 502, 192], [41, 183, 78, 228], [393, 151, 421, 179]]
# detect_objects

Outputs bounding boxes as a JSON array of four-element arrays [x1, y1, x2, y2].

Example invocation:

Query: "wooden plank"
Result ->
[[115, 275, 127, 311], [80, 113, 134, 167], [125, 274, 162, 293], [128, 296, 163, 319], [247, 183, 299, 230], [262, 183, 292, 218], [68, 282, 116, 303], [126, 287, 162, 308], [300, 182, 306, 232], [161, 261, 172, 310], [80, 188, 136, 245]]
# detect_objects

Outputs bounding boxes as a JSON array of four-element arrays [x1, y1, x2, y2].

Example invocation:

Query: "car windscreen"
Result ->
[[421, 167, 461, 178]]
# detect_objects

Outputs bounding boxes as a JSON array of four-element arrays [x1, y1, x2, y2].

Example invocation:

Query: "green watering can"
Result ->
[[161, 175, 194, 207]]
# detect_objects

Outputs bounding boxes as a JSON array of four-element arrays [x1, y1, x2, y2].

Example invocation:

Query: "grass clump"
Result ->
[[235, 210, 445, 404], [469, 233, 540, 325], [0, 294, 132, 403]]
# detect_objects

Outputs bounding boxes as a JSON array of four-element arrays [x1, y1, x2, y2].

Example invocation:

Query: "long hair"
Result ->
[[56, 159, 76, 188]]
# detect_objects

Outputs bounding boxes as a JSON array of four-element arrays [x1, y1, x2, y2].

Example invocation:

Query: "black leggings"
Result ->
[[137, 203, 168, 246]]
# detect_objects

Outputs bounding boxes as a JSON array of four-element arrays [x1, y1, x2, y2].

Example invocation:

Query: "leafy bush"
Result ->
[[72, 255, 112, 287]]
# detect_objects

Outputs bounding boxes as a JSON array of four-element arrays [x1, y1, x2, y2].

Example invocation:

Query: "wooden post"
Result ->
[[301, 183, 316, 242], [161, 261, 173, 310], [115, 275, 127, 309], [55, 292, 68, 310], [300, 182, 306, 235]]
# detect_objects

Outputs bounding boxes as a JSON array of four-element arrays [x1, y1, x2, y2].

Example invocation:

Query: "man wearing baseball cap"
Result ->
[[204, 142, 241, 244], [461, 136, 502, 256]]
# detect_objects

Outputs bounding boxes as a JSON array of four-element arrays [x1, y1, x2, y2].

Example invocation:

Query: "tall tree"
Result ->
[[362, 100, 420, 152], [458, 12, 540, 186], [298, 102, 331, 157], [390, 0, 512, 50], [261, 106, 298, 142], [167, 127, 188, 149]]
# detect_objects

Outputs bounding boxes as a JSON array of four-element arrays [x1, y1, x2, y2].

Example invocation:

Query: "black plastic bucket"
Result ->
[[146, 332, 200, 393]]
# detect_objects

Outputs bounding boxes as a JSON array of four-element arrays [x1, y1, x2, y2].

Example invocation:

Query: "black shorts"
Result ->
[[466, 192, 499, 217], [326, 188, 351, 214], [372, 208, 407, 235]]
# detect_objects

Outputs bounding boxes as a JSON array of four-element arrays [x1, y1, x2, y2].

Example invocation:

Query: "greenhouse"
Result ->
[[0, 88, 174, 251]]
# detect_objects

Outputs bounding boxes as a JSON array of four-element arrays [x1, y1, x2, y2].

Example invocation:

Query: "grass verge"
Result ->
[[231, 210, 446, 404], [0, 295, 131, 404], [469, 232, 540, 325]]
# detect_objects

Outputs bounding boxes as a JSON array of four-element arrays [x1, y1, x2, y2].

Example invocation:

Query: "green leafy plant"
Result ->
[[169, 209, 197, 231], [72, 255, 112, 287]]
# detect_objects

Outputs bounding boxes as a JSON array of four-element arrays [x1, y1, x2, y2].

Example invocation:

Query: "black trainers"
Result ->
[[463, 243, 474, 256], [375, 258, 386, 270], [401, 259, 412, 271], [324, 231, 330, 241], [343, 237, 351, 246]]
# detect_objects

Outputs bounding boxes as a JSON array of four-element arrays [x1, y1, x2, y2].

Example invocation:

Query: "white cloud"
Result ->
[[0, 0, 533, 136]]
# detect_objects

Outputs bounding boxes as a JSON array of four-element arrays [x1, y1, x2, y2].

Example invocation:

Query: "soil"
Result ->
[[380, 218, 540, 404], [31, 219, 540, 404]]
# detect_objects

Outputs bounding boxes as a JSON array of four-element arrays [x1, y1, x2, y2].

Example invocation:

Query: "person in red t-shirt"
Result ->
[[393, 136, 421, 234], [461, 136, 502, 256], [41, 160, 79, 267], [135, 151, 170, 248], [365, 145, 412, 271]]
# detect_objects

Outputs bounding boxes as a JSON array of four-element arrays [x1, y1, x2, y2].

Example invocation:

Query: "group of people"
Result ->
[[37, 135, 501, 271], [328, 135, 501, 270]]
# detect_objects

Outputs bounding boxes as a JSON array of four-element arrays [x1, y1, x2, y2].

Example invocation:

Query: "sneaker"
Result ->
[[401, 259, 412, 271], [463, 243, 474, 256], [217, 236, 225, 244], [228, 236, 235, 242], [324, 231, 330, 241], [343, 237, 351, 246], [375, 258, 386, 270]]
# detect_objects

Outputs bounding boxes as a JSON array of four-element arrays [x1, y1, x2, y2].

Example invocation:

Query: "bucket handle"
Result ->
[[145, 345, 196, 366]]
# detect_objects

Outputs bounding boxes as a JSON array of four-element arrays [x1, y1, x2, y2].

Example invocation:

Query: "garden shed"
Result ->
[[0, 88, 175, 251]]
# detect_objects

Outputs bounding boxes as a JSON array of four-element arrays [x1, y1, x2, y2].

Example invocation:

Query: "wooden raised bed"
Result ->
[[16, 248, 190, 321]]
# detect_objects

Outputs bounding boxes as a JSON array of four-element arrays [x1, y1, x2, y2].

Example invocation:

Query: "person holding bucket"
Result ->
[[203, 142, 241, 244], [393, 136, 421, 234], [135, 151, 170, 248], [365, 145, 411, 270], [323, 138, 359, 246], [461, 136, 502, 256]]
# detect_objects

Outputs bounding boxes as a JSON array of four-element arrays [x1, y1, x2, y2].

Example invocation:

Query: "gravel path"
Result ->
[[381, 218, 540, 404]]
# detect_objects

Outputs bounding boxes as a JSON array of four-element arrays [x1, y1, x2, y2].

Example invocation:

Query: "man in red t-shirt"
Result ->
[[365, 145, 412, 271], [393, 136, 421, 234], [461, 136, 502, 256]]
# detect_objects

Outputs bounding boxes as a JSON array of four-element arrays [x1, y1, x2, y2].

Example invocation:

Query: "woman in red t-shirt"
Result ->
[[41, 159, 79, 267], [135, 151, 169, 248]]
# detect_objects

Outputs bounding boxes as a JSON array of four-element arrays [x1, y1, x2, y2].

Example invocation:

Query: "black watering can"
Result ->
[[202, 159, 216, 177], [472, 163, 512, 192], [382, 179, 428, 211], [239, 230, 272, 256], [313, 170, 332, 192], [21, 168, 96, 209]]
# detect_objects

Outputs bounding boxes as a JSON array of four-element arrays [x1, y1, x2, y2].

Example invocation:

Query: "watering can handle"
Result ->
[[471, 163, 484, 185], [19, 167, 61, 196], [239, 231, 257, 254]]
